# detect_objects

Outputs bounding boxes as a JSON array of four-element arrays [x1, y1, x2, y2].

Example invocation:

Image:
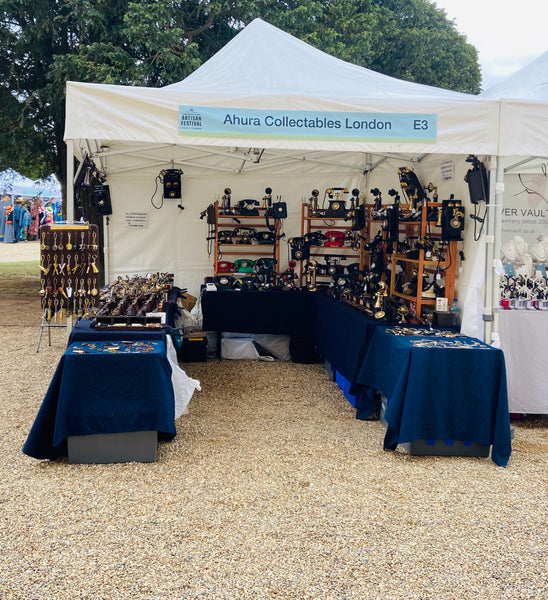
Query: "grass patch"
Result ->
[[0, 261, 39, 295]]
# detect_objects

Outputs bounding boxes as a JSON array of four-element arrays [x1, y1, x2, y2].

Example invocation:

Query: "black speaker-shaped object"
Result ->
[[91, 184, 112, 215], [161, 168, 183, 199]]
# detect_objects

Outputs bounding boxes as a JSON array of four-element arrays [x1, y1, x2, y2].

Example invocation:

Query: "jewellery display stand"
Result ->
[[213, 200, 281, 276], [388, 202, 457, 319], [36, 223, 100, 352], [298, 203, 365, 289]]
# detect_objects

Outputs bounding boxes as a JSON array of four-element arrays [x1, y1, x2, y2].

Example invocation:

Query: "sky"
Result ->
[[432, 0, 548, 90]]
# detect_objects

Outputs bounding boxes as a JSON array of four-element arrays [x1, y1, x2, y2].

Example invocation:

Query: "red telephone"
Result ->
[[324, 230, 345, 247], [217, 261, 234, 273]]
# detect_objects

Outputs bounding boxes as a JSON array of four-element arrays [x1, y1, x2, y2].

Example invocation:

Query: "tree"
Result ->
[[0, 0, 480, 203]]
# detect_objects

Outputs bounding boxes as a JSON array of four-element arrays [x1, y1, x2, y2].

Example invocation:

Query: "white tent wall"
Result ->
[[105, 166, 365, 295]]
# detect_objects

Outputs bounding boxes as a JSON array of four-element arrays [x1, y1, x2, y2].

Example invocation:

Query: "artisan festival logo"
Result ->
[[179, 107, 203, 131]]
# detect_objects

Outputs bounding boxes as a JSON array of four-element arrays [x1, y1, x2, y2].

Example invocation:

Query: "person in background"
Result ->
[[28, 198, 42, 240], [20, 202, 32, 240], [3, 198, 16, 243]]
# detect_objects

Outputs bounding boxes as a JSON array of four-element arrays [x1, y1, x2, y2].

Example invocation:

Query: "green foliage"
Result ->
[[0, 0, 481, 200]]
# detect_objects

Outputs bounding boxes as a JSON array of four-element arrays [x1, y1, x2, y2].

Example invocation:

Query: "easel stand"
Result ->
[[36, 320, 67, 353]]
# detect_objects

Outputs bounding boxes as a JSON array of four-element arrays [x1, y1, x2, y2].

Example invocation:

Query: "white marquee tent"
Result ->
[[64, 19, 501, 338], [481, 51, 548, 413]]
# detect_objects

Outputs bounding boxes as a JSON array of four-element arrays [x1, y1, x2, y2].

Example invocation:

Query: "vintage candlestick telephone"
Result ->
[[262, 187, 273, 209], [371, 188, 383, 212], [221, 188, 233, 214], [309, 189, 320, 216], [305, 260, 318, 291]]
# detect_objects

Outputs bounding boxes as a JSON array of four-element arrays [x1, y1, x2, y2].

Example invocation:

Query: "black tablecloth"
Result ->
[[202, 290, 316, 336], [23, 341, 176, 460], [356, 327, 512, 467]]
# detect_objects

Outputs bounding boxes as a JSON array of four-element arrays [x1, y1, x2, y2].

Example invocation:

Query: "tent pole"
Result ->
[[490, 156, 504, 342], [483, 155, 498, 344], [66, 139, 74, 222]]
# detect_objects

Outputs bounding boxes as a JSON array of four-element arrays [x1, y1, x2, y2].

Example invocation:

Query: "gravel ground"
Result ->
[[1, 241, 547, 599]]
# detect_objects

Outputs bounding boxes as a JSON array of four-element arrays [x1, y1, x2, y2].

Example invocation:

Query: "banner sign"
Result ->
[[179, 106, 437, 142]]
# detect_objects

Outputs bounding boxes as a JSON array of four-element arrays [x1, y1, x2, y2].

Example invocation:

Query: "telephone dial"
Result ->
[[217, 230, 234, 244], [233, 258, 255, 273], [238, 199, 260, 216], [217, 261, 234, 273], [324, 230, 345, 247], [255, 231, 276, 245]]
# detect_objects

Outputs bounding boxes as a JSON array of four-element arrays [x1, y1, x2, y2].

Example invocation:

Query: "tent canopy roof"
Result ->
[[65, 18, 500, 177], [481, 50, 548, 161]]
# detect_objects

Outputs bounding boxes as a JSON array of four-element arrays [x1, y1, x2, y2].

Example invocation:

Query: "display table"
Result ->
[[356, 327, 512, 467], [69, 318, 199, 419], [498, 310, 548, 414], [315, 294, 379, 387], [23, 341, 176, 460], [202, 289, 316, 335], [201, 289, 317, 361]]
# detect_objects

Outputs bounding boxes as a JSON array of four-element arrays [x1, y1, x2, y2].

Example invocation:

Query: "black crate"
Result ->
[[182, 334, 207, 362]]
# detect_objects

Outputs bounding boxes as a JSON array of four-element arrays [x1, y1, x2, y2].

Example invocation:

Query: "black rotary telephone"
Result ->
[[234, 226, 256, 244], [304, 231, 327, 246], [217, 230, 235, 244], [238, 199, 260, 216], [214, 275, 234, 291], [255, 231, 276, 245]]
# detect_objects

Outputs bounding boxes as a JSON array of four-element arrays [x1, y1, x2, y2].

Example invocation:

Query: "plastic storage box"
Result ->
[[67, 430, 158, 464], [335, 371, 359, 408]]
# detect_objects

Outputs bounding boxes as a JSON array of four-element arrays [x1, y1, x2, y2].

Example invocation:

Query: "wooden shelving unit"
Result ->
[[388, 202, 457, 318], [213, 200, 281, 276]]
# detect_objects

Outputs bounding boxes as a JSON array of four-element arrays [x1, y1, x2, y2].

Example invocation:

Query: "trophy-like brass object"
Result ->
[[423, 311, 434, 330], [398, 304, 409, 323]]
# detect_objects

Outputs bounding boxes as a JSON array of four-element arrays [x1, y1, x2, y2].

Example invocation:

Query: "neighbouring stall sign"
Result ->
[[178, 106, 437, 142]]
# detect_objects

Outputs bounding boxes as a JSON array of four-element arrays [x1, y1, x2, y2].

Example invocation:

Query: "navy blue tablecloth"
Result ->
[[315, 294, 379, 387], [356, 328, 512, 467], [23, 341, 176, 460]]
